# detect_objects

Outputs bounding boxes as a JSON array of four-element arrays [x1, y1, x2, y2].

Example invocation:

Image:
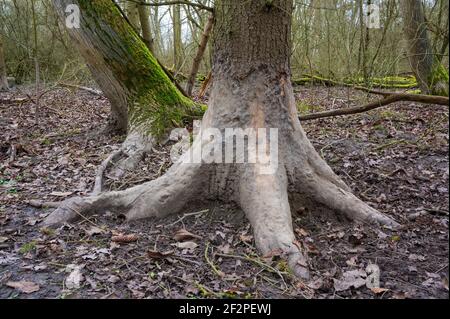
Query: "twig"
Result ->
[[166, 209, 208, 227], [204, 242, 224, 278]]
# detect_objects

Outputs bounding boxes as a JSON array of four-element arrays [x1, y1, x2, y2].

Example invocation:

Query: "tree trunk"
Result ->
[[401, 0, 449, 96], [0, 35, 9, 91], [45, 0, 399, 279], [52, 0, 200, 183], [186, 14, 214, 96], [138, 1, 154, 52]]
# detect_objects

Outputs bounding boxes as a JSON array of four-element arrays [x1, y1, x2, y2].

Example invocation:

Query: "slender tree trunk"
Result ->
[[186, 14, 214, 96], [173, 4, 183, 71], [45, 0, 398, 279], [138, 1, 154, 52], [0, 35, 9, 91], [401, 0, 449, 96]]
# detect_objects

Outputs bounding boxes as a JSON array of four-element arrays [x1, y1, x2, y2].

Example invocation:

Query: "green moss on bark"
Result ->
[[76, 0, 203, 137]]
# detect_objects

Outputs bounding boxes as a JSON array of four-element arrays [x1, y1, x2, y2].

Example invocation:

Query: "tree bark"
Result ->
[[172, 4, 183, 71], [401, 0, 449, 96], [53, 0, 197, 135], [186, 14, 214, 96], [0, 34, 9, 91], [45, 0, 399, 279]]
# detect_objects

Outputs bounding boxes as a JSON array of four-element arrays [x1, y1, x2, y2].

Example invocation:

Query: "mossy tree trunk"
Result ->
[[0, 34, 9, 91], [401, 0, 449, 96], [53, 0, 197, 135], [52, 0, 200, 184], [45, 0, 399, 278]]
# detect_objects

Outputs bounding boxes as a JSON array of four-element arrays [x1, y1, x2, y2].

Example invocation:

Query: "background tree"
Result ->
[[0, 34, 8, 91], [401, 0, 449, 96]]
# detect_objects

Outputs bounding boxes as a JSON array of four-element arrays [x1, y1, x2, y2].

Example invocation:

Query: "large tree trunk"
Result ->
[[0, 35, 9, 91], [401, 0, 449, 96], [45, 0, 398, 279]]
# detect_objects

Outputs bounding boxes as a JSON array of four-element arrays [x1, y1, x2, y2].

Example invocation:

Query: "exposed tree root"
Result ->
[[239, 164, 310, 279], [43, 158, 206, 226]]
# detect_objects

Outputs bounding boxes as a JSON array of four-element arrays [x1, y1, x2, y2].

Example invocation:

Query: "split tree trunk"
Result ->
[[45, 0, 399, 278], [401, 0, 449, 96], [0, 35, 9, 91]]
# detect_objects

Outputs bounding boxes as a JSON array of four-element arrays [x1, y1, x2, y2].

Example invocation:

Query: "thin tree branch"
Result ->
[[124, 0, 214, 12], [299, 93, 449, 121]]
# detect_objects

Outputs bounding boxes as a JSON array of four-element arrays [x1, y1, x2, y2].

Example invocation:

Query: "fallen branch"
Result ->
[[299, 93, 449, 121], [59, 83, 103, 96]]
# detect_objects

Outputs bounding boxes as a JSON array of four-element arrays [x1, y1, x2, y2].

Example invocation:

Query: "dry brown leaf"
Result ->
[[6, 281, 40, 294], [371, 287, 390, 294], [85, 226, 104, 236], [173, 229, 202, 242], [295, 228, 309, 237], [111, 234, 139, 243], [239, 234, 253, 243], [147, 250, 174, 259]]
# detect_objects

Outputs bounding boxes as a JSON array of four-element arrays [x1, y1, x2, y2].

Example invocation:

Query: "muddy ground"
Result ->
[[0, 84, 448, 299]]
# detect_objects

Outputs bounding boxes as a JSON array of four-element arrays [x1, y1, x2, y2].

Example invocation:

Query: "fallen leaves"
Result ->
[[333, 269, 367, 292], [6, 280, 40, 294]]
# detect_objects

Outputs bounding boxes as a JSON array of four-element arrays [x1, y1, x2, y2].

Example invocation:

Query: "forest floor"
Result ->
[[0, 84, 448, 299]]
